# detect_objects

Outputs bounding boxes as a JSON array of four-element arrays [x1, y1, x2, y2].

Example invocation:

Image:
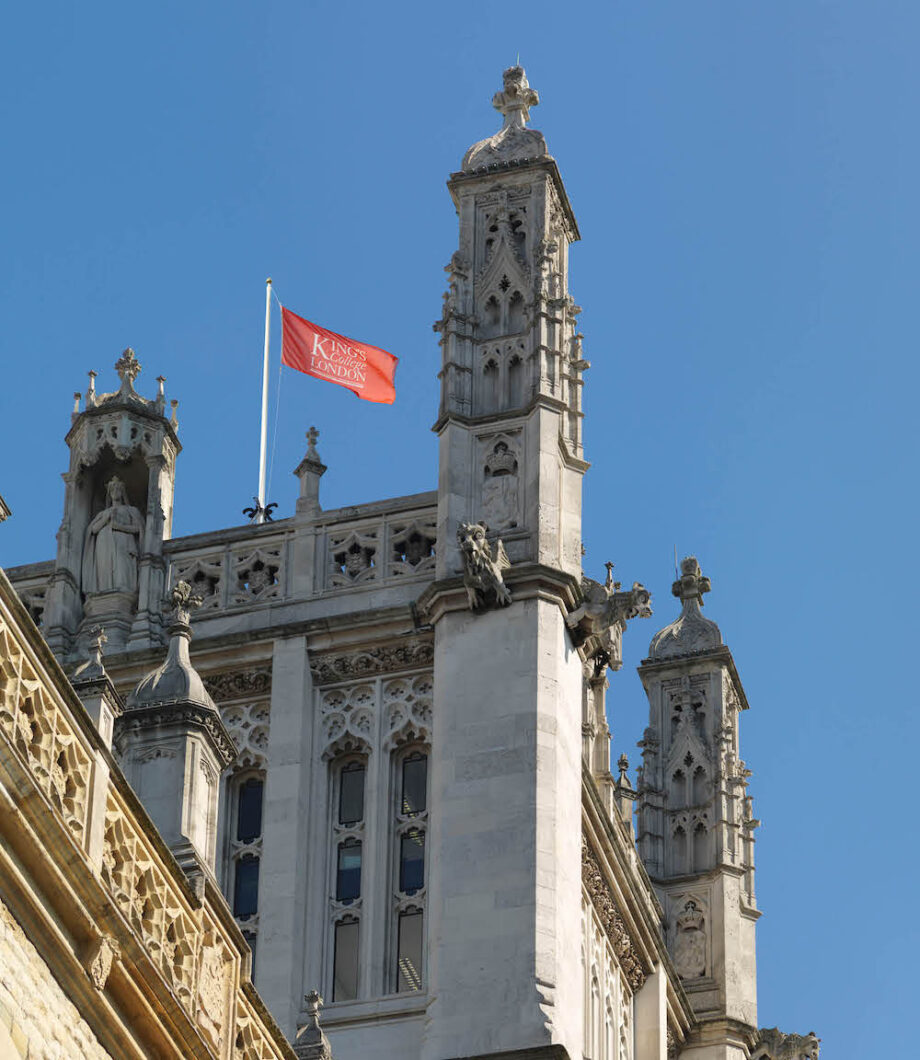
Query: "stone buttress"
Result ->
[[420, 66, 588, 1060]]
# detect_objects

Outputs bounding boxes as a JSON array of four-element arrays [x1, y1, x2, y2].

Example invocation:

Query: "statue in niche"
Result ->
[[481, 440, 519, 531], [81, 476, 144, 596], [673, 899, 707, 979]]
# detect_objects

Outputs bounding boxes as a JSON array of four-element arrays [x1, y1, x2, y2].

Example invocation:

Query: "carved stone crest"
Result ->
[[196, 936, 229, 1050], [458, 522, 512, 610], [672, 898, 707, 979], [86, 934, 120, 990]]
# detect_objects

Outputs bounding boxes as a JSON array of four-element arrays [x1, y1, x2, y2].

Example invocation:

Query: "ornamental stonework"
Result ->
[[309, 639, 434, 685], [581, 837, 648, 991], [203, 667, 272, 702]]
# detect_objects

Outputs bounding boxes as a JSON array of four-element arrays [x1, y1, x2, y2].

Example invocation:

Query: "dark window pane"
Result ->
[[397, 911, 423, 992], [401, 755, 427, 816], [336, 840, 362, 902], [237, 777, 264, 842], [339, 763, 365, 826], [333, 920, 359, 1001], [399, 829, 425, 894], [233, 855, 259, 919]]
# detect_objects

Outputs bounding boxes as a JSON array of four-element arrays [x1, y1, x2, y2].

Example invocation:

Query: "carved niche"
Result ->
[[480, 434, 520, 531]]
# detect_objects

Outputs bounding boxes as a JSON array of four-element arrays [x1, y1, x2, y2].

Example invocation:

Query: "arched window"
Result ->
[[330, 755, 367, 1001], [393, 748, 428, 993], [224, 772, 265, 972]]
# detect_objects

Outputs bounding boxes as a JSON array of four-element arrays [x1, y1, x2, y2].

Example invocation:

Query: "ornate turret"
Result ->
[[43, 348, 181, 660], [637, 558, 759, 1058], [433, 65, 585, 578], [115, 582, 236, 879]]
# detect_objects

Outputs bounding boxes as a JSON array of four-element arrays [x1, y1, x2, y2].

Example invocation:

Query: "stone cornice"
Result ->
[[309, 638, 434, 686], [447, 155, 580, 241], [116, 702, 237, 768], [637, 645, 751, 713], [417, 564, 581, 625], [202, 666, 273, 703]]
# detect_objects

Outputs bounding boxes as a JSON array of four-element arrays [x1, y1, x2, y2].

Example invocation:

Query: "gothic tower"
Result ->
[[637, 557, 760, 1059], [421, 67, 588, 1060]]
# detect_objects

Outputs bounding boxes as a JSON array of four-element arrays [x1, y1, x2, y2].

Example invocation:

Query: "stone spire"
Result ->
[[115, 582, 235, 878]]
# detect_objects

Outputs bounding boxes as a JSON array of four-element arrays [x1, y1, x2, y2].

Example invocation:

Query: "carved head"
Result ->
[[105, 475, 129, 506], [457, 522, 492, 563]]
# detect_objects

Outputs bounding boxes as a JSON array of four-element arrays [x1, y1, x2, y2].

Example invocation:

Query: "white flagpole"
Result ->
[[257, 277, 272, 523]]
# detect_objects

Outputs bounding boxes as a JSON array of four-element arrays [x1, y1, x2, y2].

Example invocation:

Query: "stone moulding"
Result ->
[[203, 666, 273, 702], [309, 639, 434, 686], [581, 837, 648, 991], [116, 703, 237, 768]]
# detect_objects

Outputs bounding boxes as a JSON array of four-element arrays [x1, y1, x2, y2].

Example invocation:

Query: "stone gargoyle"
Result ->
[[750, 1028, 820, 1060], [457, 522, 511, 611], [567, 566, 652, 670]]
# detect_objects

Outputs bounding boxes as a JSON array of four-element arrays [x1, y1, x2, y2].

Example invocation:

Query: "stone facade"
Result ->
[[3, 66, 818, 1060]]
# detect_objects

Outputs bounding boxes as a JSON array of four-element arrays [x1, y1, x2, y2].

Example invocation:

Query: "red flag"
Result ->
[[281, 306, 398, 404]]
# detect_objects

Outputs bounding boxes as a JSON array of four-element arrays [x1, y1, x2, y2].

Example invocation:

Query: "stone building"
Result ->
[[4, 67, 819, 1060]]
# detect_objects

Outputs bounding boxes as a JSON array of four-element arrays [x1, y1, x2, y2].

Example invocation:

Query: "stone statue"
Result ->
[[81, 476, 144, 595], [751, 1028, 820, 1060], [457, 522, 511, 610]]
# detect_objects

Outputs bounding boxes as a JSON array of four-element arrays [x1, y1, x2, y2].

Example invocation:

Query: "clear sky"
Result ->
[[2, 3, 917, 1053]]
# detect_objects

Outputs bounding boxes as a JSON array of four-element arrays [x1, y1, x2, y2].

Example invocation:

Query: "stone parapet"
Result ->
[[0, 568, 295, 1059]]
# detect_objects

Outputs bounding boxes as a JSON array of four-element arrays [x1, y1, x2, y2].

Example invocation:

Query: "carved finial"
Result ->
[[618, 752, 629, 777], [86, 370, 97, 407], [72, 391, 81, 417], [306, 426, 320, 457], [156, 375, 165, 395], [671, 556, 711, 606], [604, 561, 614, 589], [167, 580, 203, 628], [72, 625, 108, 682], [170, 398, 179, 427], [295, 989, 333, 1057], [114, 347, 141, 388], [492, 65, 539, 128]]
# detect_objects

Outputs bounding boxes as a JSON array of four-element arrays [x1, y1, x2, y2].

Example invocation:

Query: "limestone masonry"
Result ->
[[2, 67, 819, 1060]]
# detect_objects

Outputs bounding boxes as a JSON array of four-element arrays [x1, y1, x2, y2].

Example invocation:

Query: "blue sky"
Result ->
[[2, 2, 917, 1052]]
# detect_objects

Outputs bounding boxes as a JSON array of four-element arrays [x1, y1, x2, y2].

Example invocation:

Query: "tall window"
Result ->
[[393, 750, 428, 992], [331, 757, 367, 1001], [226, 773, 265, 973]]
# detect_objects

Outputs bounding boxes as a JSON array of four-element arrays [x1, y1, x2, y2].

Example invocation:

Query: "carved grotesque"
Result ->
[[751, 1028, 821, 1060], [457, 522, 511, 610], [81, 475, 145, 596], [567, 569, 652, 669]]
